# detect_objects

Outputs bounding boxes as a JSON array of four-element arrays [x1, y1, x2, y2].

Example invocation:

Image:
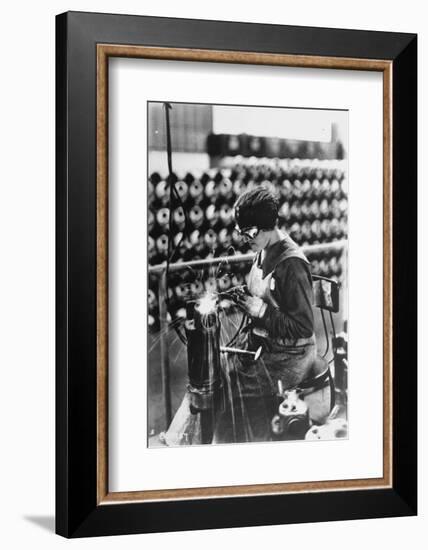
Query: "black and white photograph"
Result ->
[[147, 101, 349, 447]]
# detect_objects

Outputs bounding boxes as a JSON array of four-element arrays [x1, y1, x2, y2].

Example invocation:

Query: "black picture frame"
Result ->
[[56, 11, 417, 538]]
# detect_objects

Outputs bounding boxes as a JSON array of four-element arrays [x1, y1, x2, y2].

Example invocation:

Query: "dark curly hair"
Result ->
[[234, 187, 279, 230]]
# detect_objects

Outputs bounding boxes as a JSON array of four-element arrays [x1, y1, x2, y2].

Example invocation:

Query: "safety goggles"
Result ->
[[235, 225, 259, 242]]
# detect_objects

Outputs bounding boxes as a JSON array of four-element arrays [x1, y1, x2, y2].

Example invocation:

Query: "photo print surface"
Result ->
[[147, 101, 348, 448]]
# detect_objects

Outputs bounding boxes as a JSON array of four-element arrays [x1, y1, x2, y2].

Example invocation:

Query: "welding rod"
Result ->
[[220, 346, 262, 361]]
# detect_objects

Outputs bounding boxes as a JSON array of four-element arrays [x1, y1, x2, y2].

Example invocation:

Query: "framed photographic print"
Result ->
[[56, 11, 417, 538]]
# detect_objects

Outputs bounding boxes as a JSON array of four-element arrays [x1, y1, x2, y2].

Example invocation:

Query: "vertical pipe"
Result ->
[[158, 270, 172, 428]]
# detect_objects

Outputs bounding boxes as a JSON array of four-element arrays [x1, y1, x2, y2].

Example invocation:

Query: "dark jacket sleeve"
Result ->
[[258, 258, 314, 340]]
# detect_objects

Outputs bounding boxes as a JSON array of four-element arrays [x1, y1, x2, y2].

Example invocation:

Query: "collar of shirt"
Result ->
[[260, 235, 309, 277]]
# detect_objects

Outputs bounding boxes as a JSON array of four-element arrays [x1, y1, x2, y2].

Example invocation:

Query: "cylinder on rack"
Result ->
[[218, 177, 233, 199], [218, 204, 233, 226], [188, 180, 204, 204], [173, 207, 185, 231], [189, 205, 204, 229], [205, 179, 218, 201], [175, 180, 188, 202], [205, 204, 219, 228], [155, 234, 169, 260], [156, 208, 170, 229], [154, 180, 169, 206]]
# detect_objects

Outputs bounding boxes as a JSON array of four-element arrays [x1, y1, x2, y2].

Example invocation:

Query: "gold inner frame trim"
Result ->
[[96, 43, 393, 505]]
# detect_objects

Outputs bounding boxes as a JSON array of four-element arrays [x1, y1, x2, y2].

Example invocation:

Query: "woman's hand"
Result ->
[[237, 295, 267, 318]]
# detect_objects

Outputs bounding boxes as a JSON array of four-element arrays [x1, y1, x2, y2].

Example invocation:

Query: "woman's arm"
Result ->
[[259, 258, 314, 340]]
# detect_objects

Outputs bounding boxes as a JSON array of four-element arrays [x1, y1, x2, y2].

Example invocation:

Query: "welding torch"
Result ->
[[217, 284, 251, 303], [220, 345, 262, 361]]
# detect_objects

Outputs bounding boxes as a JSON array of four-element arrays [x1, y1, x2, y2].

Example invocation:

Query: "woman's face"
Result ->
[[241, 228, 272, 252]]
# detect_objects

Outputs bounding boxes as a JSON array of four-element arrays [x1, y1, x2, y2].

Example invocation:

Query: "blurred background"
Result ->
[[147, 102, 348, 439]]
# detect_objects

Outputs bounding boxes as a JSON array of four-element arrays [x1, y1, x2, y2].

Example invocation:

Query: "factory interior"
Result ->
[[147, 102, 348, 447]]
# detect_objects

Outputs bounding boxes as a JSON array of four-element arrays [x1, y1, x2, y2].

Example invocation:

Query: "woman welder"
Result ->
[[213, 187, 330, 443]]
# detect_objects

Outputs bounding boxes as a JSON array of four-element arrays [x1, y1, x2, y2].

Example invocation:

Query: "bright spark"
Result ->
[[196, 292, 217, 315]]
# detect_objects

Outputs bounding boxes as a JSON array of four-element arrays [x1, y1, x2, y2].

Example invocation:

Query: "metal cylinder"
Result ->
[[185, 305, 221, 405], [185, 302, 223, 444]]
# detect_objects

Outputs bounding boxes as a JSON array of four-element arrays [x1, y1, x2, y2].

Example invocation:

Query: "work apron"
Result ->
[[232, 240, 317, 398]]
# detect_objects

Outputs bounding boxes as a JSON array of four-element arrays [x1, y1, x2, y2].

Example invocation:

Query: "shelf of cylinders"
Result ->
[[148, 158, 348, 332]]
